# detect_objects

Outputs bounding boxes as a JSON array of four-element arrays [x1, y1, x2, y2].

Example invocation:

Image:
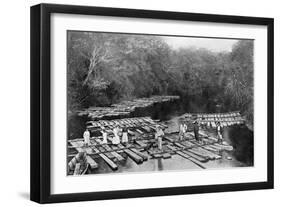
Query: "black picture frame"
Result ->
[[30, 3, 274, 204]]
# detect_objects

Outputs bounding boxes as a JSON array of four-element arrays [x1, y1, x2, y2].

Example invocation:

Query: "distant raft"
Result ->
[[76, 95, 180, 120], [181, 111, 245, 127]]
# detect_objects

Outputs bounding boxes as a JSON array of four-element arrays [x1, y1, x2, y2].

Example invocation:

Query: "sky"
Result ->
[[163, 36, 238, 52]]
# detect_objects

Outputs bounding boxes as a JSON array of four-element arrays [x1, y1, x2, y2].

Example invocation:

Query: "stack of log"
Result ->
[[77, 95, 180, 120], [86, 116, 166, 133], [182, 111, 245, 128]]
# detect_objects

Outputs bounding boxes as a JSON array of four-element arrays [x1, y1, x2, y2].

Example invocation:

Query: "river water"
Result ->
[[68, 96, 254, 174]]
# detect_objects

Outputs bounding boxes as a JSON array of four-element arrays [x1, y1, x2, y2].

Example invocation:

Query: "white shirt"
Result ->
[[83, 130, 90, 139], [83, 130, 90, 144], [155, 129, 164, 139], [101, 131, 107, 143]]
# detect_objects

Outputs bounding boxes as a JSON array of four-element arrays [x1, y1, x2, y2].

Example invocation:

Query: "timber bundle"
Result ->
[[77, 95, 180, 120], [68, 116, 234, 175], [182, 111, 245, 128], [86, 116, 165, 132]]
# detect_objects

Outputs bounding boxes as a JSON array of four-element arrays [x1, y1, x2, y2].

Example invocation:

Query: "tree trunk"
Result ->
[[82, 59, 96, 86]]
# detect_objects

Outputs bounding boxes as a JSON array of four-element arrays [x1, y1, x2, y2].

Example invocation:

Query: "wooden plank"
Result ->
[[197, 147, 221, 159], [183, 150, 208, 162], [111, 144, 121, 151], [181, 141, 194, 148], [102, 142, 124, 161], [153, 154, 163, 158], [94, 144, 116, 160], [136, 129, 144, 134], [73, 163, 81, 175], [123, 149, 143, 164], [110, 151, 124, 161], [128, 129, 135, 136], [86, 155, 98, 169], [117, 144, 125, 149], [97, 146, 106, 153], [162, 153, 171, 159], [166, 145, 178, 151], [102, 144, 121, 160], [163, 136, 175, 143], [208, 144, 223, 151], [99, 153, 118, 170], [174, 142, 186, 149], [176, 151, 206, 169], [135, 140, 147, 148], [131, 148, 148, 161], [90, 146, 99, 154], [201, 145, 220, 153], [141, 126, 151, 133], [188, 148, 210, 159], [213, 143, 234, 151]]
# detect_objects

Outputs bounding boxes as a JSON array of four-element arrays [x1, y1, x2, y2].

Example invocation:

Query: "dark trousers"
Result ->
[[194, 131, 199, 141]]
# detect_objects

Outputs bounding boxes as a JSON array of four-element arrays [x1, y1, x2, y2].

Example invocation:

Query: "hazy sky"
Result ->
[[163, 36, 238, 52]]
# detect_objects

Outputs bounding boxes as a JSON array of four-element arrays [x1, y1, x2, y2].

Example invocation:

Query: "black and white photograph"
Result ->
[[67, 31, 254, 176]]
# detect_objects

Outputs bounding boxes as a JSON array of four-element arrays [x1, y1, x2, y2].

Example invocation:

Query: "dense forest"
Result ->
[[67, 32, 254, 126]]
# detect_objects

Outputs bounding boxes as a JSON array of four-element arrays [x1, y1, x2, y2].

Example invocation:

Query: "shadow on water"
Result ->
[[224, 126, 254, 166]]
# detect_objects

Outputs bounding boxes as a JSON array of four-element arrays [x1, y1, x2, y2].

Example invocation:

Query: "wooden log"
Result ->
[[187, 148, 210, 159], [86, 155, 98, 169], [128, 130, 135, 136], [110, 151, 125, 161], [208, 144, 223, 151], [201, 145, 220, 153], [197, 147, 221, 159], [123, 149, 143, 164], [213, 143, 234, 151], [97, 146, 106, 153], [153, 154, 163, 158], [104, 143, 124, 161], [183, 150, 208, 162], [181, 141, 194, 148], [117, 144, 125, 149], [176, 151, 206, 169], [101, 144, 119, 160], [162, 153, 171, 159], [73, 163, 81, 175], [166, 145, 178, 151], [110, 144, 121, 151], [141, 126, 151, 133], [105, 152, 115, 160], [165, 146, 176, 155], [130, 148, 148, 161], [99, 153, 118, 170], [163, 136, 175, 143], [135, 140, 147, 148], [136, 129, 144, 134], [174, 142, 186, 149]]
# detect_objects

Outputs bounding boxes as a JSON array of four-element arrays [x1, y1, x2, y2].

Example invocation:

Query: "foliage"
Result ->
[[67, 31, 254, 125]]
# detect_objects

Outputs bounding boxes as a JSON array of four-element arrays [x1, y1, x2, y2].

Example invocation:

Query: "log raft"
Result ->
[[68, 113, 235, 175], [77, 96, 180, 120]]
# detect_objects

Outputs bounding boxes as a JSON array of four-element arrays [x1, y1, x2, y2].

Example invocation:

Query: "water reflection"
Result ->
[[157, 158, 163, 171]]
